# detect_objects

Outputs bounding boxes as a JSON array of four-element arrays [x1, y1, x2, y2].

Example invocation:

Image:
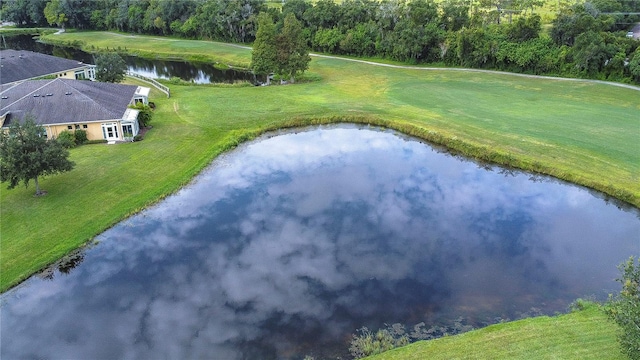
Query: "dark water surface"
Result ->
[[2, 126, 639, 359], [1, 34, 254, 84]]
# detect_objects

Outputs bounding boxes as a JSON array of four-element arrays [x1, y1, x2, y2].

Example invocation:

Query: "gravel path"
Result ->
[[96, 32, 640, 92]]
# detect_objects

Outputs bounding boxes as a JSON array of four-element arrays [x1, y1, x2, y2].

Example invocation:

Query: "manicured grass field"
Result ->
[[2, 31, 639, 296], [366, 303, 624, 360], [49, 30, 253, 67]]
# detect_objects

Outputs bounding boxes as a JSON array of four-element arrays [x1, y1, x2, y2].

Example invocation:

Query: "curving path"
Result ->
[[220, 38, 640, 91], [308, 53, 640, 91], [95, 32, 640, 91]]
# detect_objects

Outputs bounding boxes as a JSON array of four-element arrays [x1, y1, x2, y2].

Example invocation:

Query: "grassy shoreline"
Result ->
[[1, 30, 635, 360], [40, 31, 640, 203], [2, 31, 639, 294], [366, 302, 623, 360]]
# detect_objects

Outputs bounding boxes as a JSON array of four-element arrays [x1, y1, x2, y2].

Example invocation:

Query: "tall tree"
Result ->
[[277, 13, 311, 83], [95, 52, 127, 83], [629, 49, 640, 82], [1, 0, 48, 27], [439, 0, 470, 31], [43, 0, 68, 29], [251, 12, 278, 85], [0, 117, 75, 196], [606, 257, 640, 360], [572, 30, 617, 75], [282, 0, 312, 25]]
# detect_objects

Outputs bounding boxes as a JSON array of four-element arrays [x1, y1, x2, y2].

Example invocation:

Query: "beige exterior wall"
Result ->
[[84, 123, 105, 140], [54, 71, 76, 80], [49, 65, 95, 81], [46, 121, 111, 141]]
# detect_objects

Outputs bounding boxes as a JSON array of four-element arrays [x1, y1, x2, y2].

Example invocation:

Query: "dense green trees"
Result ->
[[95, 52, 127, 83], [1, 0, 48, 27], [606, 257, 640, 360], [251, 12, 278, 84], [0, 117, 74, 196], [251, 12, 310, 83], [277, 13, 311, 82], [2, 0, 639, 83]]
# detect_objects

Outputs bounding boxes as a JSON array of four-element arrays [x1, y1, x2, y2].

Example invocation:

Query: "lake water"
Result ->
[[1, 34, 254, 84], [1, 126, 639, 359]]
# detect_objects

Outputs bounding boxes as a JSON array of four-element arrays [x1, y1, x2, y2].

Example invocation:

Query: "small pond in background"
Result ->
[[1, 34, 255, 84], [1, 126, 639, 359]]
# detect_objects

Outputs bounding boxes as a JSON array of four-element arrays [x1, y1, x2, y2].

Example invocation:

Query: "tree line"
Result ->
[[2, 0, 639, 83]]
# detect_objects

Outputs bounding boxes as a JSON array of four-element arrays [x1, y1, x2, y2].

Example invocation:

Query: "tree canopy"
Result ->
[[251, 12, 278, 84], [3, 0, 639, 83], [0, 117, 75, 196], [251, 12, 311, 84], [606, 257, 640, 360], [95, 52, 127, 83], [276, 13, 311, 82], [43, 0, 68, 29]]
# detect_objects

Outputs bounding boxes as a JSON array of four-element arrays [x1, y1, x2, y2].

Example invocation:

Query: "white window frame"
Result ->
[[101, 122, 120, 141]]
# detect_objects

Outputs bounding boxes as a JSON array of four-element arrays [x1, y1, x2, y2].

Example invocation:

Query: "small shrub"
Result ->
[[73, 129, 87, 145], [131, 102, 153, 127], [56, 130, 76, 148], [606, 257, 640, 360], [349, 325, 410, 359], [569, 298, 593, 312], [133, 135, 144, 142]]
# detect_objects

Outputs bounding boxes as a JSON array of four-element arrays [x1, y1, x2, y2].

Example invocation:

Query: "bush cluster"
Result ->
[[5, 0, 638, 83], [132, 102, 153, 128], [56, 129, 88, 148], [349, 319, 476, 359], [606, 257, 640, 360]]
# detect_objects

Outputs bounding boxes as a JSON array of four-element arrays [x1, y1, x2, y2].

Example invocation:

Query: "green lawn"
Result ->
[[366, 303, 624, 360], [46, 30, 253, 67], [2, 31, 639, 296]]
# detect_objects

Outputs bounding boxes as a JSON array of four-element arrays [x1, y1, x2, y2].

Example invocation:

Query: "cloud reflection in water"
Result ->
[[2, 126, 639, 359]]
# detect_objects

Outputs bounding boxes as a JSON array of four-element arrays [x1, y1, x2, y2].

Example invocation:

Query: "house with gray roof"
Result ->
[[0, 49, 95, 85], [1, 78, 150, 143]]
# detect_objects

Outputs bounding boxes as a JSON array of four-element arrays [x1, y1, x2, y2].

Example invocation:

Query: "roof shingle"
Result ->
[[1, 78, 139, 126], [0, 49, 92, 85]]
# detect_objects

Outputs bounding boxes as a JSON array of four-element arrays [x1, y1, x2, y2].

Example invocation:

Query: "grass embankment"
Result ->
[[366, 303, 624, 360], [43, 30, 252, 68], [2, 31, 639, 294]]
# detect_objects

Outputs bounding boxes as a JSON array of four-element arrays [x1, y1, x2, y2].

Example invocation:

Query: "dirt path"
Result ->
[[310, 53, 640, 91], [236, 42, 640, 91], [101, 32, 640, 92]]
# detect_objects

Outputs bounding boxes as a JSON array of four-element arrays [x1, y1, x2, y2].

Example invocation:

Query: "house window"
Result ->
[[75, 124, 80, 129], [67, 125, 73, 130], [101, 123, 119, 140], [82, 124, 88, 129], [122, 124, 133, 138]]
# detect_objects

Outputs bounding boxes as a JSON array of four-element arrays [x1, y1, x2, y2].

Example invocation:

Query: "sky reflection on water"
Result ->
[[2, 126, 639, 359]]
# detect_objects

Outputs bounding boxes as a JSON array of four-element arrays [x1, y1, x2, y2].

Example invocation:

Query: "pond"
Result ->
[[1, 126, 639, 359], [1, 34, 255, 84]]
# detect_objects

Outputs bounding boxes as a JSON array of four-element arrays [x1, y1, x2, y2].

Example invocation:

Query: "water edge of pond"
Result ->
[[2, 125, 639, 359]]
